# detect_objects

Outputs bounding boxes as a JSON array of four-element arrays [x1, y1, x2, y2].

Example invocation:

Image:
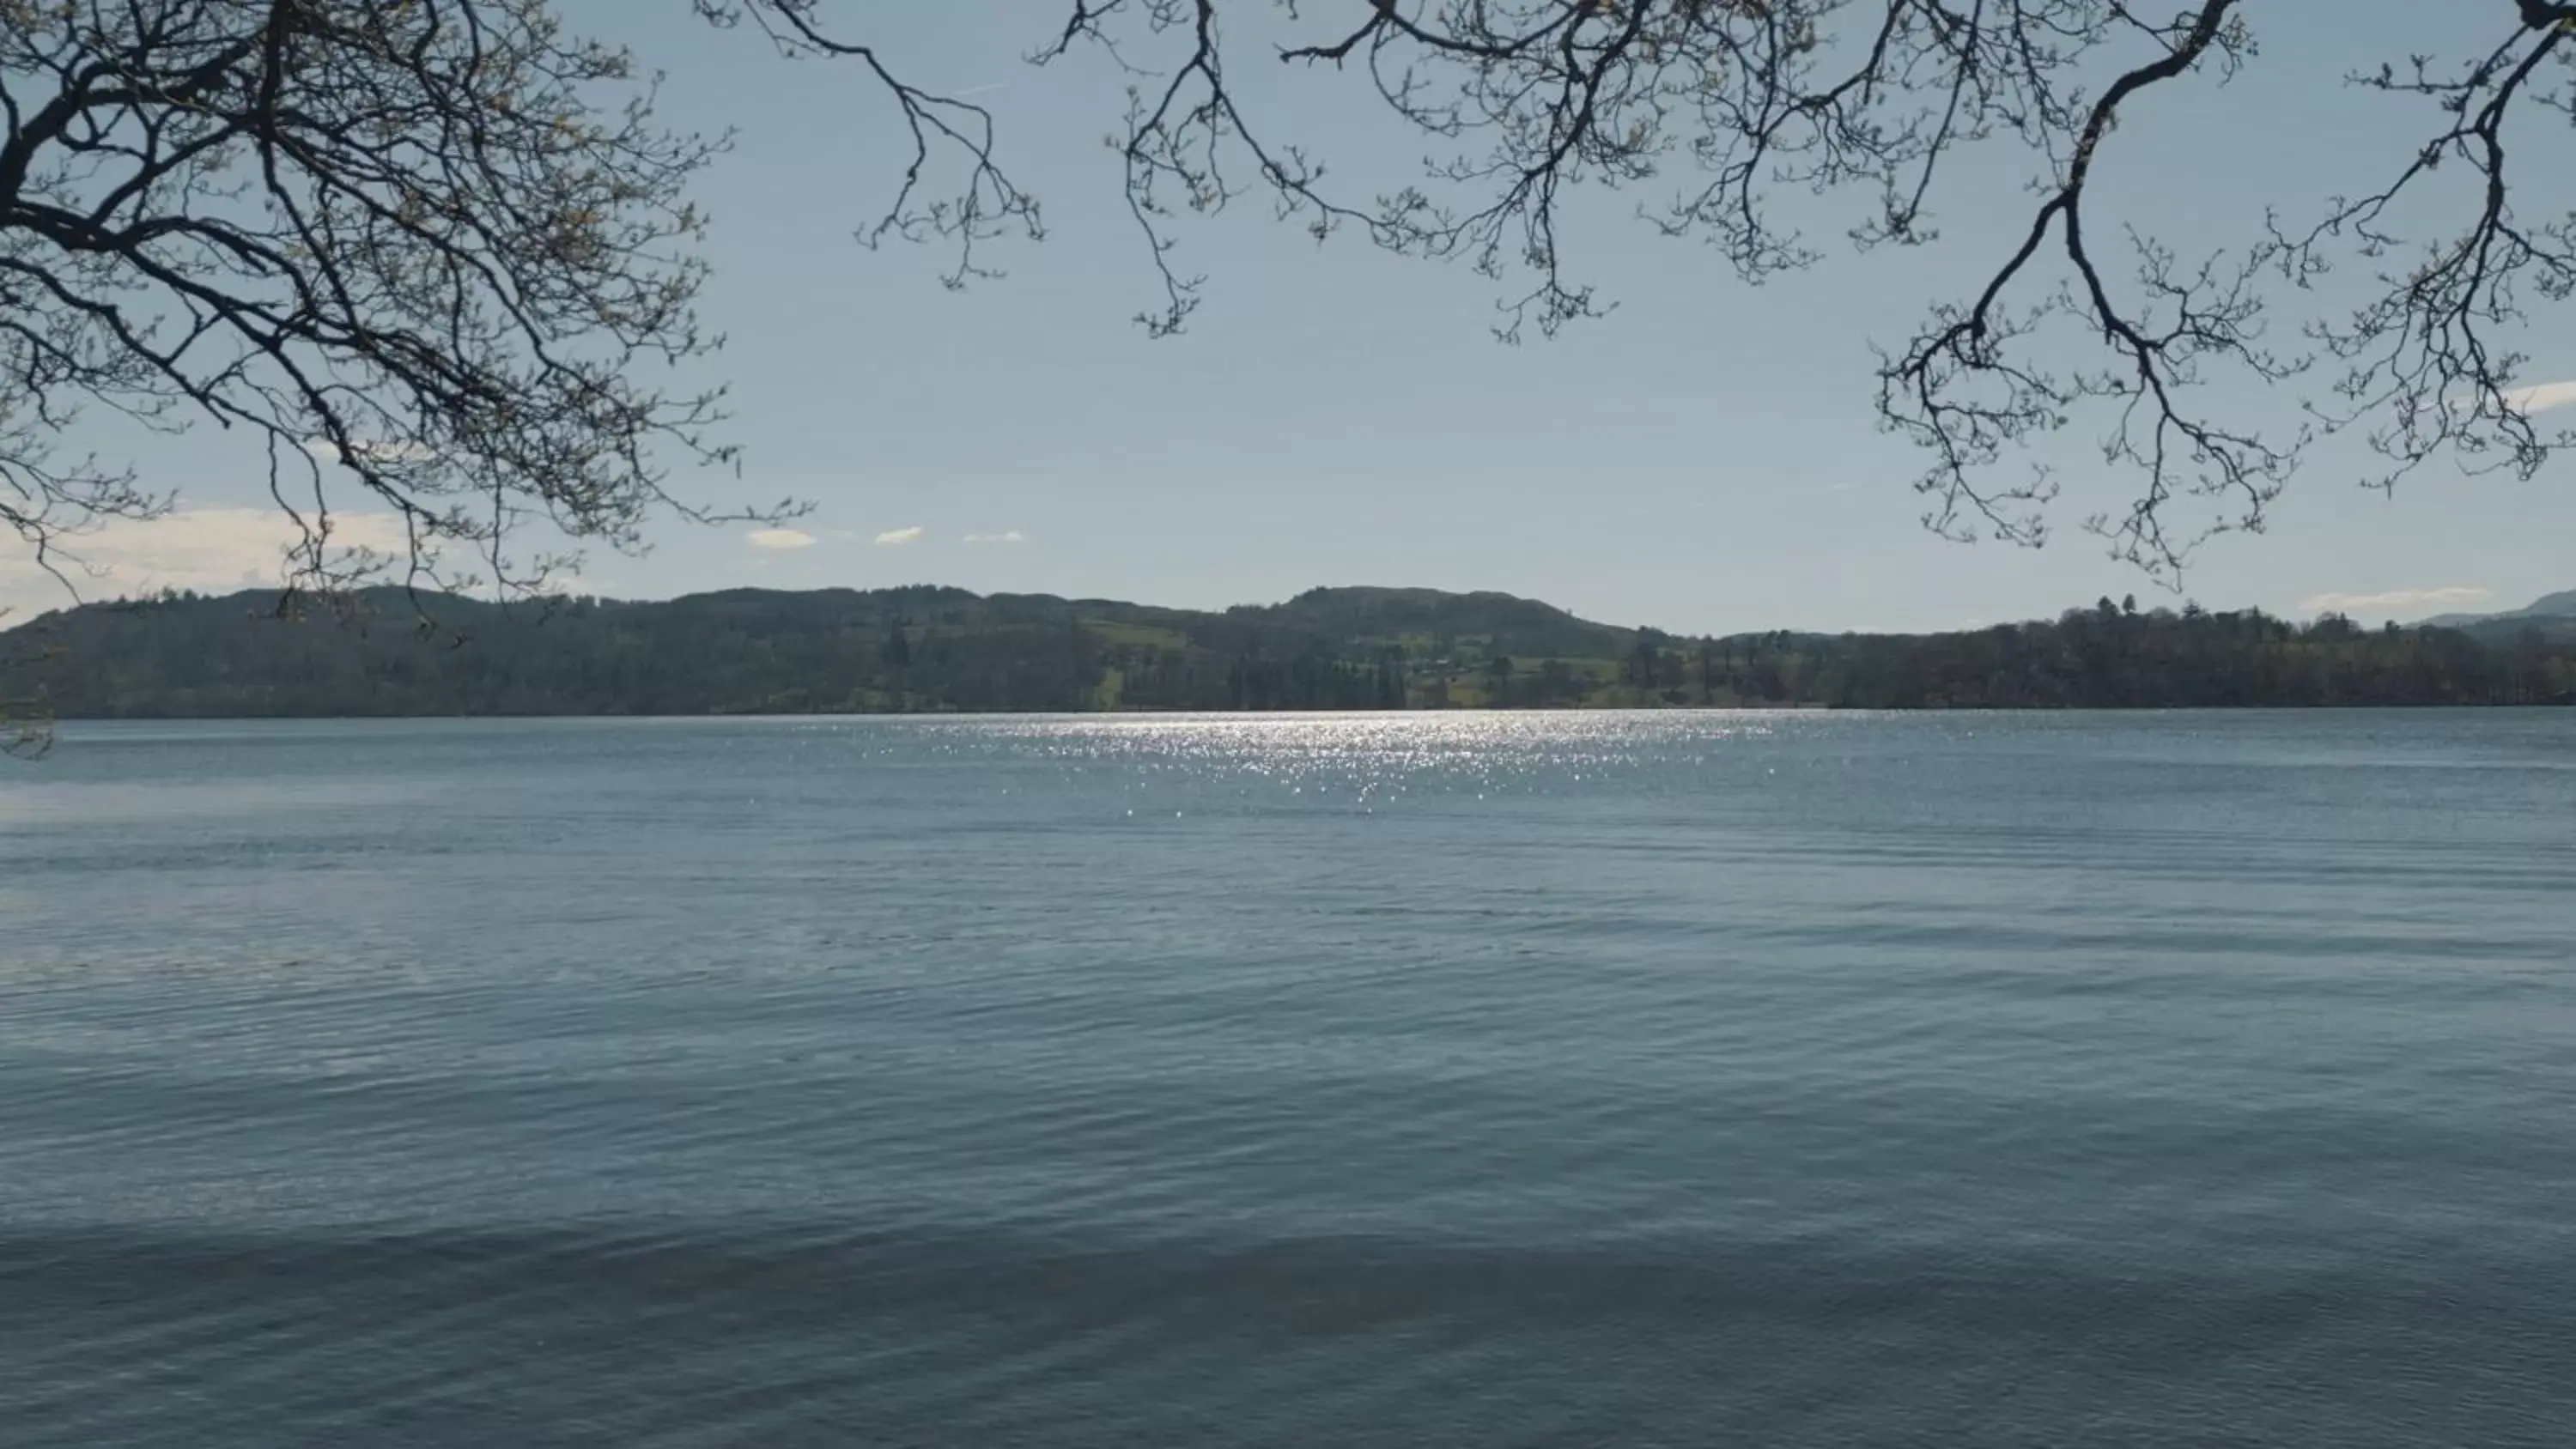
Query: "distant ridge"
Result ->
[[2419, 588, 2576, 631], [5, 583, 2573, 716]]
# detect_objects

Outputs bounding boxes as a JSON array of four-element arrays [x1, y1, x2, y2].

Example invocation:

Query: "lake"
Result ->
[[4, 712, 2573, 1446]]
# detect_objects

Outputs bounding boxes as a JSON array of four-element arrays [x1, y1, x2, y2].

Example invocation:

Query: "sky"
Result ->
[[5, 0, 2572, 635]]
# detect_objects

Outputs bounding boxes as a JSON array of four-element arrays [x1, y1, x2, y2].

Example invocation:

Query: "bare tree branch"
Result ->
[[757, 0, 2575, 578], [696, 1, 1045, 292], [10, 0, 2576, 607], [1, 0, 800, 614]]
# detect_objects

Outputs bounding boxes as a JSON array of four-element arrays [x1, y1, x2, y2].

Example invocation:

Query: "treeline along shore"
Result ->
[[7, 584, 2575, 717]]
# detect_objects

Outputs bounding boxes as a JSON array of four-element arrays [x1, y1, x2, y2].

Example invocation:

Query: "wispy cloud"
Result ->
[[962, 530, 1027, 546], [874, 525, 926, 547], [2299, 585, 2494, 617], [2506, 379, 2576, 415], [0, 507, 410, 613], [744, 528, 815, 550]]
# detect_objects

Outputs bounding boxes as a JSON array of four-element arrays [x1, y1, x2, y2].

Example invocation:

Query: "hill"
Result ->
[[2421, 589, 2576, 634], [5, 585, 2574, 717], [0, 585, 1664, 718], [1226, 586, 1633, 661]]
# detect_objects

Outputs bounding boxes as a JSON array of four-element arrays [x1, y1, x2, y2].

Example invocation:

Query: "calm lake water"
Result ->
[[4, 712, 2574, 1446]]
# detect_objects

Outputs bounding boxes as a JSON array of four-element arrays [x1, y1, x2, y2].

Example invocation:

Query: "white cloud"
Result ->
[[962, 530, 1027, 546], [2299, 585, 2494, 618], [744, 528, 815, 550], [0, 507, 411, 614], [874, 526, 926, 547], [2505, 379, 2576, 415]]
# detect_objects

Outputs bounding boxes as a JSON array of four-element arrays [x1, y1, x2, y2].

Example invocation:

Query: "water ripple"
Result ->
[[4, 712, 2575, 1446]]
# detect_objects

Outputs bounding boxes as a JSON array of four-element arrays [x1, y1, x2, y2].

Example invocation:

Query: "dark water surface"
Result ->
[[5, 712, 2573, 1446]]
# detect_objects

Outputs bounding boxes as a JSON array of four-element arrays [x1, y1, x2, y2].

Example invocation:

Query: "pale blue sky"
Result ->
[[11, 1, 2571, 634]]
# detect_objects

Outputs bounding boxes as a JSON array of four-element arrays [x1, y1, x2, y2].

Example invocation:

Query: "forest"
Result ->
[[5, 585, 2573, 718]]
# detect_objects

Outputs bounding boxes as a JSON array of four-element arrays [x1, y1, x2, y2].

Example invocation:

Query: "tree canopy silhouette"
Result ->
[[6, 1, 2575, 596], [9, 581, 2573, 717], [1, 0, 787, 603], [757, 0, 2576, 574]]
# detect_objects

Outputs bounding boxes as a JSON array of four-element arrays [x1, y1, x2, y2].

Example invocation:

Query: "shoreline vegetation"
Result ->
[[6, 585, 2574, 718]]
